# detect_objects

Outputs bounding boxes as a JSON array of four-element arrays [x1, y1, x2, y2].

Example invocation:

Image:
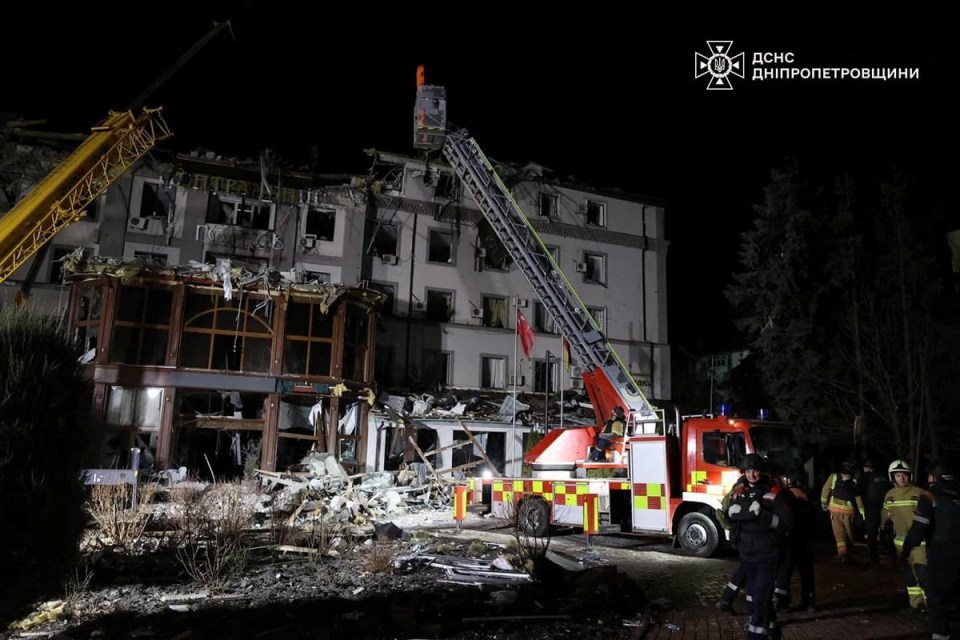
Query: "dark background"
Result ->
[[2, 8, 954, 350]]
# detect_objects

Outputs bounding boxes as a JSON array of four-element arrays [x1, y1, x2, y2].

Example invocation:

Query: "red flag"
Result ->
[[517, 309, 536, 358], [562, 335, 571, 370]]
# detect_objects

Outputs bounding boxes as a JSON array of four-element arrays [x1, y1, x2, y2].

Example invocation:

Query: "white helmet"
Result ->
[[888, 459, 912, 482]]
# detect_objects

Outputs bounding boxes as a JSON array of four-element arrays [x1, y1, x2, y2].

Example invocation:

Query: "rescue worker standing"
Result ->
[[775, 465, 816, 612], [821, 460, 864, 563], [725, 453, 793, 639], [902, 462, 959, 640], [716, 471, 750, 614], [858, 458, 891, 565], [883, 459, 930, 612]]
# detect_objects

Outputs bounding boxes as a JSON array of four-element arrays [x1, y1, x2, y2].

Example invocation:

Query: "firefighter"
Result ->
[[858, 458, 892, 565], [774, 464, 816, 612], [902, 462, 959, 640], [589, 406, 625, 461], [883, 459, 930, 612], [725, 453, 793, 639], [820, 460, 864, 563], [716, 470, 751, 614]]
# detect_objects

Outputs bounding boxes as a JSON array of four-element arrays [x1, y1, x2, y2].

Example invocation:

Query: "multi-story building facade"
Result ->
[[1, 141, 669, 477]]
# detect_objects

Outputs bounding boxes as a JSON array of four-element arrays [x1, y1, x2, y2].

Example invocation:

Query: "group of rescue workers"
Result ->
[[715, 453, 959, 640]]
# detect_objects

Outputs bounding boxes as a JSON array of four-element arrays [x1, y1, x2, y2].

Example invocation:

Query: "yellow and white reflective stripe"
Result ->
[[887, 500, 917, 507]]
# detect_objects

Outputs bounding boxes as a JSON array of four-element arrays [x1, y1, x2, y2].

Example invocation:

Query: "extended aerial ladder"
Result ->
[[0, 109, 171, 287], [413, 67, 661, 432]]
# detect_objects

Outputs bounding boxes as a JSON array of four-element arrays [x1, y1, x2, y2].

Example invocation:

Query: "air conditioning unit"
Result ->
[[380, 253, 398, 265], [128, 217, 148, 230], [476, 247, 487, 259], [414, 301, 425, 311], [301, 234, 317, 249], [570, 378, 585, 390], [515, 298, 528, 308], [471, 307, 484, 319], [576, 262, 588, 273]]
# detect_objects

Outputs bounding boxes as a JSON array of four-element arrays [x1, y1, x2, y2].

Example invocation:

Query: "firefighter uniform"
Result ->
[[903, 464, 959, 640], [820, 465, 864, 561], [716, 475, 751, 614], [883, 462, 930, 610], [775, 473, 816, 611], [726, 454, 793, 639], [858, 460, 892, 564]]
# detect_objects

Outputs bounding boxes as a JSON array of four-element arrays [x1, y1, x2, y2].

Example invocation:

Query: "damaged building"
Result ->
[[1, 132, 669, 478]]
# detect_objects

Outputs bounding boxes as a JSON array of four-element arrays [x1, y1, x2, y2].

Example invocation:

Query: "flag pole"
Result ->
[[560, 337, 565, 429], [512, 298, 519, 475]]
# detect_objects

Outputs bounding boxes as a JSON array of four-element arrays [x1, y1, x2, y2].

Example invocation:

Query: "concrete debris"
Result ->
[[253, 451, 451, 537]]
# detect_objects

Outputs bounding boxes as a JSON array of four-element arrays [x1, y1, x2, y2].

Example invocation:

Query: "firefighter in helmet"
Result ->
[[902, 462, 960, 640], [820, 460, 864, 563], [725, 453, 793, 639], [883, 459, 930, 612]]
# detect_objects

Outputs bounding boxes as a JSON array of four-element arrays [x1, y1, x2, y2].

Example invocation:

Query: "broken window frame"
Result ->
[[72, 282, 103, 358], [109, 283, 174, 366], [283, 297, 335, 377], [585, 199, 607, 227], [304, 206, 337, 242], [425, 288, 454, 323], [433, 171, 459, 200], [538, 191, 559, 218], [369, 222, 400, 258], [179, 289, 274, 372], [583, 251, 606, 285], [206, 193, 275, 231], [135, 178, 176, 221], [427, 228, 456, 265]]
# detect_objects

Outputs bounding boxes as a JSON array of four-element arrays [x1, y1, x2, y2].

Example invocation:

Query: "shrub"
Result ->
[[0, 308, 96, 623]]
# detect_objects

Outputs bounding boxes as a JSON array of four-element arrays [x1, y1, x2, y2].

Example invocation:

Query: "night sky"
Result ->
[[2, 9, 954, 350]]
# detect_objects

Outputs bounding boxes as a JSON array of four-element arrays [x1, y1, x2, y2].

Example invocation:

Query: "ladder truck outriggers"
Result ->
[[414, 67, 797, 555]]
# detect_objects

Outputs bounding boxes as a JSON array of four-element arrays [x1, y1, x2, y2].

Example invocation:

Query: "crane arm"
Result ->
[[0, 108, 171, 285]]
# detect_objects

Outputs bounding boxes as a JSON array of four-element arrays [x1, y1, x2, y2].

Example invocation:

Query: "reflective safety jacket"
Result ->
[[821, 472, 864, 515], [883, 484, 930, 565]]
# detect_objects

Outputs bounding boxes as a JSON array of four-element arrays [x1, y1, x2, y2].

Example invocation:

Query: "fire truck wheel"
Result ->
[[517, 497, 551, 537], [677, 511, 719, 557]]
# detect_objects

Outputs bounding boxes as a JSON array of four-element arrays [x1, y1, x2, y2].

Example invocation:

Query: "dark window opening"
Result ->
[[305, 207, 336, 241], [538, 191, 558, 218], [425, 290, 453, 322], [140, 182, 175, 219], [586, 200, 606, 226], [428, 229, 455, 264]]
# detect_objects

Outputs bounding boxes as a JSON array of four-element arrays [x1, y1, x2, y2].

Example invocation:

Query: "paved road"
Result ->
[[439, 517, 942, 639]]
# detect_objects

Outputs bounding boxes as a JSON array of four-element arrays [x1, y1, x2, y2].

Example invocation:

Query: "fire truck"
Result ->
[[414, 67, 798, 555]]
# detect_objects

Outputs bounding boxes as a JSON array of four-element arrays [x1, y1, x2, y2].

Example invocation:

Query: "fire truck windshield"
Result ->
[[749, 424, 800, 472]]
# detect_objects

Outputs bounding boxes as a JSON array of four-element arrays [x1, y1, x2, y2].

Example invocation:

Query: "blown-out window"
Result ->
[[110, 283, 173, 365], [179, 290, 273, 372], [283, 299, 335, 377]]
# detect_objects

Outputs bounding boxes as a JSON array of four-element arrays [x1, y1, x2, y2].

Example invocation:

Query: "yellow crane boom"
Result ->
[[0, 108, 171, 285]]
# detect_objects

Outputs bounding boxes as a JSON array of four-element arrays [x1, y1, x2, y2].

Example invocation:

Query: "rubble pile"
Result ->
[[256, 452, 451, 537]]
